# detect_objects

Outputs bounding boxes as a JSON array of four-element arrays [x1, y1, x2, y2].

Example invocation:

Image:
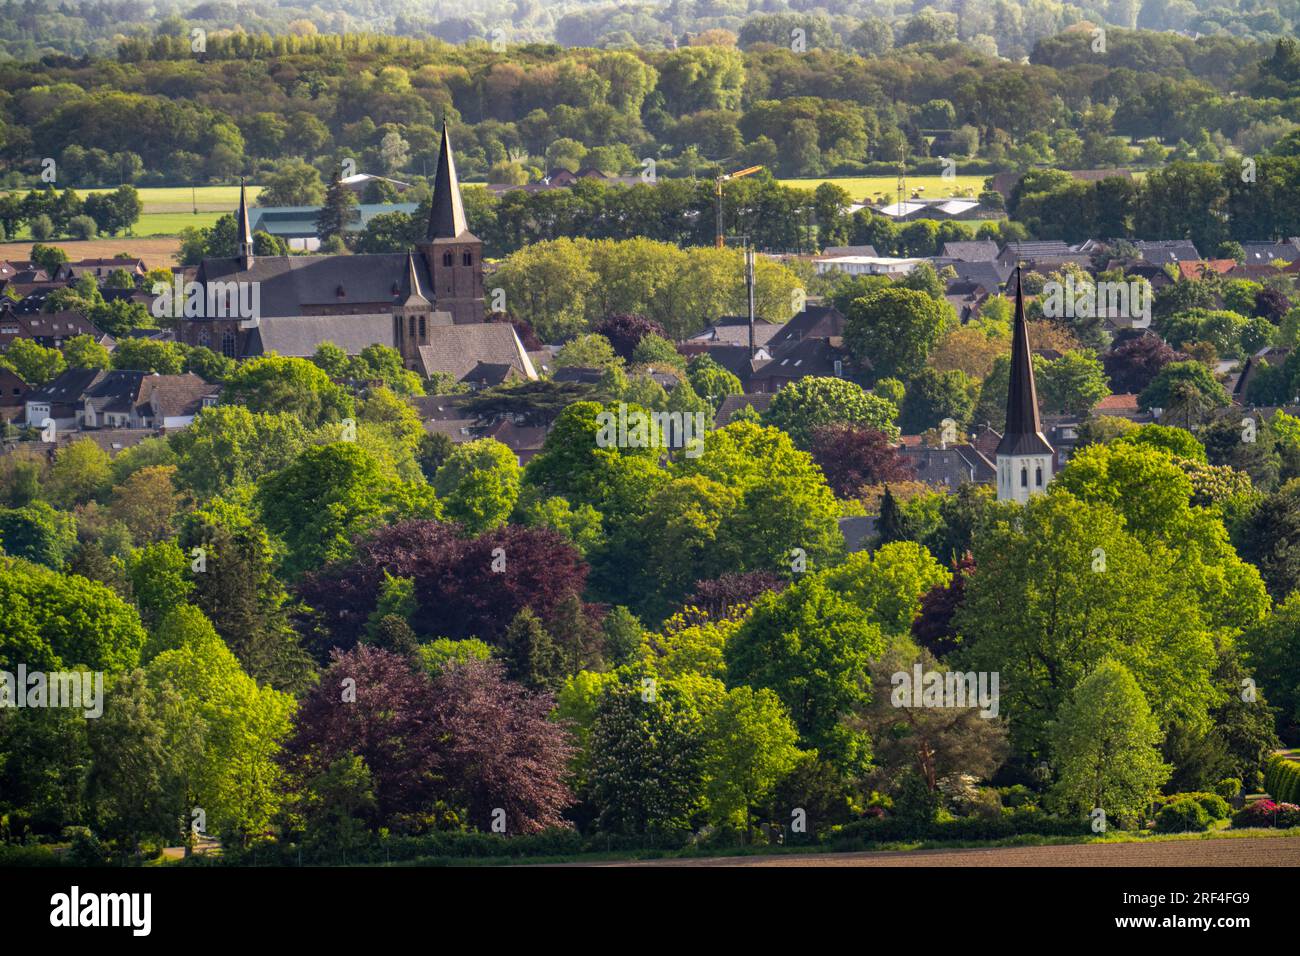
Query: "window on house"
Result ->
[[1020, 467, 1028, 488], [462, 251, 472, 266], [443, 251, 453, 267], [221, 330, 237, 358]]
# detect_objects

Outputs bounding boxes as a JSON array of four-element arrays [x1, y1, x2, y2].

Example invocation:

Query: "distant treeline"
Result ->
[[1, 27, 1295, 191]]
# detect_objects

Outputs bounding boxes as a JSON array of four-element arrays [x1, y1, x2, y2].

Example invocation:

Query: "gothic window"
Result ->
[[443, 251, 453, 267], [409, 316, 416, 337], [419, 316, 426, 337], [221, 329, 237, 358], [1035, 466, 1044, 487], [198, 328, 210, 349], [1020, 467, 1028, 488], [462, 251, 472, 266]]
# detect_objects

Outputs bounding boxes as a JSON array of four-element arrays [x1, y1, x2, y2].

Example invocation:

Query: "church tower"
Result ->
[[393, 251, 434, 368], [417, 122, 485, 324], [236, 180, 254, 270], [996, 266, 1055, 503]]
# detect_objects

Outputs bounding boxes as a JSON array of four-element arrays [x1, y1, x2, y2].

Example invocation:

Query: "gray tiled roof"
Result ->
[[941, 240, 999, 262], [415, 324, 536, 382], [248, 314, 401, 357], [196, 253, 434, 318]]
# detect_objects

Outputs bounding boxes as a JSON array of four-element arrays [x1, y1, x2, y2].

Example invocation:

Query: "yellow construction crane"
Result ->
[[715, 164, 763, 248]]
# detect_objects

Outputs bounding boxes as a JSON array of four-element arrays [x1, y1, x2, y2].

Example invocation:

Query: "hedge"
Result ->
[[1264, 755, 1300, 803], [830, 811, 1089, 847], [199, 827, 699, 866]]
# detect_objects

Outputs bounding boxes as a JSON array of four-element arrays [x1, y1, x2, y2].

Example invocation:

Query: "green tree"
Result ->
[[0, 501, 77, 569], [45, 438, 112, 509], [63, 334, 111, 370], [586, 673, 710, 836], [2, 338, 65, 386], [725, 576, 884, 774], [222, 355, 354, 426], [956, 491, 1218, 758], [702, 685, 801, 835], [316, 167, 360, 242], [146, 619, 294, 843], [845, 286, 952, 381], [432, 438, 522, 534], [1048, 660, 1172, 825], [762, 376, 899, 449], [168, 406, 307, 498], [257, 442, 435, 576]]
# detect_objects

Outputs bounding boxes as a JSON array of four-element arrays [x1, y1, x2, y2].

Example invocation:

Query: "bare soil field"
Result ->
[[597, 835, 1300, 867], [0, 236, 181, 269]]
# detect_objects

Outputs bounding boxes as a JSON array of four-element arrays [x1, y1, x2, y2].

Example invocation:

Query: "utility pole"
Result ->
[[745, 236, 756, 359], [896, 140, 907, 213]]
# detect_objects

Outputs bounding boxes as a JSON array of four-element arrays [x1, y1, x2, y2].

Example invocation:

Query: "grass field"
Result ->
[[76, 185, 262, 213], [777, 175, 991, 203], [2, 185, 251, 241], [0, 236, 181, 269]]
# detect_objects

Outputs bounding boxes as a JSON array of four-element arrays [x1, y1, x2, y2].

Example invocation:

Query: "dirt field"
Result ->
[[0, 236, 181, 269], [597, 835, 1300, 867]]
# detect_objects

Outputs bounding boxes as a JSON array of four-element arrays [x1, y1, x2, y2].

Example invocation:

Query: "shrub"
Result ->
[[1231, 799, 1300, 829], [1192, 793, 1231, 820], [68, 215, 97, 240], [831, 808, 1088, 846], [1215, 778, 1242, 800], [998, 784, 1038, 809], [1155, 798, 1212, 833], [1264, 756, 1300, 803]]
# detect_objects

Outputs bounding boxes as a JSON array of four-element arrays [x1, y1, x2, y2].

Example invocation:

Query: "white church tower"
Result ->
[[996, 266, 1055, 503]]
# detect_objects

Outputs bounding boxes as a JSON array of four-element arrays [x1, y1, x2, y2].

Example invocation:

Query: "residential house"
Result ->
[[25, 370, 218, 430], [0, 367, 30, 421]]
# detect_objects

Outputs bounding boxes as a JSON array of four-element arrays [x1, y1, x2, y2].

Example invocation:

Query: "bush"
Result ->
[[1215, 778, 1243, 800], [1155, 798, 1212, 833], [28, 214, 53, 240], [1231, 799, 1300, 829], [68, 215, 97, 240], [998, 784, 1038, 809], [1264, 756, 1300, 803], [1192, 793, 1231, 820], [831, 808, 1088, 846], [0, 844, 59, 866], [65, 827, 109, 866]]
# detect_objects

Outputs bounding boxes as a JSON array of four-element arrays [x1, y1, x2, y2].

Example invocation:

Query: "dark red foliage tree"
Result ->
[[594, 313, 667, 361], [809, 423, 914, 497], [1254, 287, 1292, 324], [281, 645, 441, 828], [1102, 335, 1187, 396], [684, 571, 788, 621], [296, 520, 590, 660], [428, 658, 574, 834], [910, 553, 974, 660]]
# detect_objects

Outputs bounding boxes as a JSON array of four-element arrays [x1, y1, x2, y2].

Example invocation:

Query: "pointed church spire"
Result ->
[[996, 266, 1054, 457], [427, 121, 469, 241], [404, 250, 428, 304], [236, 179, 254, 268]]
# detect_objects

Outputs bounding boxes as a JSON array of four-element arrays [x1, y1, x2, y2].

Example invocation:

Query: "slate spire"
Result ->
[[427, 121, 469, 241], [236, 179, 254, 268], [996, 265, 1054, 457], [404, 250, 428, 304]]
